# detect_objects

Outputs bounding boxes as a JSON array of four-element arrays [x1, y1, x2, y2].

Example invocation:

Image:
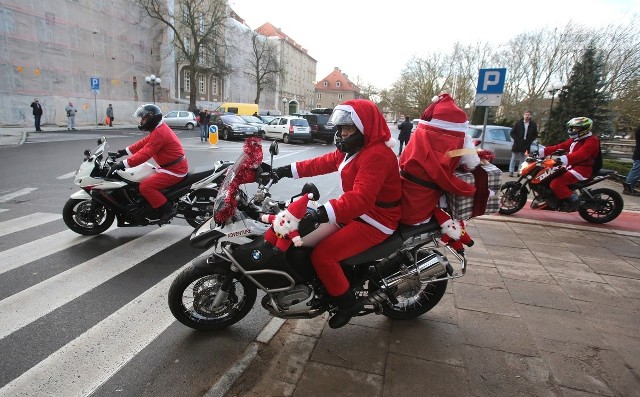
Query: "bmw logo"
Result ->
[[251, 250, 262, 261]]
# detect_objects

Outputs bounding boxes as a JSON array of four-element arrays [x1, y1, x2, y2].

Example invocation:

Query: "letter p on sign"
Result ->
[[477, 68, 506, 95]]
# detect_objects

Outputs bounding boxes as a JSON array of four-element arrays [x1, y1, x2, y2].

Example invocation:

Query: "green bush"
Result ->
[[603, 159, 632, 176]]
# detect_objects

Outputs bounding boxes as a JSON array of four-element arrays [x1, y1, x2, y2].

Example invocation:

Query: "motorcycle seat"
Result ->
[[164, 167, 217, 191], [340, 218, 440, 266]]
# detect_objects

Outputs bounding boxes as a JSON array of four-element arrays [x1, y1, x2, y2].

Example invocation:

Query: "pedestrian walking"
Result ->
[[509, 111, 538, 176], [397, 116, 413, 156], [65, 102, 77, 130], [106, 104, 114, 127], [30, 98, 43, 132], [623, 124, 640, 196]]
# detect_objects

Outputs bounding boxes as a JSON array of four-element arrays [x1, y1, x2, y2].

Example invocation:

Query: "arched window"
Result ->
[[323, 81, 328, 87], [336, 81, 341, 88]]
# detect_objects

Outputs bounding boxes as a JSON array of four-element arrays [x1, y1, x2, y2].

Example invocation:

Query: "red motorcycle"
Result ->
[[498, 151, 623, 223]]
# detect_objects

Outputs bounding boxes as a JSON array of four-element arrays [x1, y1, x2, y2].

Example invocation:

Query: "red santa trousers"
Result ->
[[139, 172, 183, 208], [549, 171, 580, 200], [311, 220, 388, 297]]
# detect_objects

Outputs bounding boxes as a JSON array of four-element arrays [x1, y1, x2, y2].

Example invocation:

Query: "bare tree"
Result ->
[[137, 0, 229, 111], [244, 31, 282, 105]]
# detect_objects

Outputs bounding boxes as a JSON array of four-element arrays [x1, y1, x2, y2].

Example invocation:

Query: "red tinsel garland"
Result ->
[[214, 137, 263, 224]]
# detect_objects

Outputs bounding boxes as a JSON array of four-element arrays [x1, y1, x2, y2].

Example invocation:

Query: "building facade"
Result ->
[[314, 67, 360, 109]]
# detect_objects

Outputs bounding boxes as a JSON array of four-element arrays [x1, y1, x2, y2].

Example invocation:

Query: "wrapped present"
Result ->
[[446, 163, 502, 220]]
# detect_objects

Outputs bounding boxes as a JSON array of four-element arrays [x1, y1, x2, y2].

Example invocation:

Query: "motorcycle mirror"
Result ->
[[269, 141, 279, 156], [301, 183, 320, 201]]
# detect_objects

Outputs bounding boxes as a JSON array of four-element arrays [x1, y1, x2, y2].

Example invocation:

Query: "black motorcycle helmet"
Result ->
[[330, 109, 364, 154], [133, 104, 163, 132]]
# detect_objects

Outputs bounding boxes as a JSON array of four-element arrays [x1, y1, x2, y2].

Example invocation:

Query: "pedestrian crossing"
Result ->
[[0, 210, 226, 396]]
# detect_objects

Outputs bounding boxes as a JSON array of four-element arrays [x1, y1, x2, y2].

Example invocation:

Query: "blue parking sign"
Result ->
[[477, 68, 506, 94], [90, 77, 100, 91]]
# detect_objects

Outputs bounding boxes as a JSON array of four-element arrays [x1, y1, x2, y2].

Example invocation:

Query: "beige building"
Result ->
[[314, 67, 360, 109], [255, 23, 316, 115]]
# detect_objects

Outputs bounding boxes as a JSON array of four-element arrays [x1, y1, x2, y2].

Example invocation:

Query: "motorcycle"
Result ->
[[167, 139, 468, 331], [498, 150, 624, 223], [63, 136, 232, 235]]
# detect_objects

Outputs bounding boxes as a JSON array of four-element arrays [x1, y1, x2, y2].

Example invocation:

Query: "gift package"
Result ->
[[446, 163, 502, 220]]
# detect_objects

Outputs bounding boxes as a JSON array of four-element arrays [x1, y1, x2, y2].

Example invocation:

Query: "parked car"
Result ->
[[465, 125, 544, 166], [239, 115, 266, 137], [259, 115, 277, 124], [209, 113, 260, 140], [294, 113, 337, 144], [263, 116, 312, 144], [163, 110, 198, 130]]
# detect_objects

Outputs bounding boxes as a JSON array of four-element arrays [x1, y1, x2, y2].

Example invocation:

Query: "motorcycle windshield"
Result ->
[[212, 137, 263, 225]]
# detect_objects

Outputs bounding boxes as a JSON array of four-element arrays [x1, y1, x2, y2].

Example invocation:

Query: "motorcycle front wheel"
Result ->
[[62, 198, 115, 235], [380, 278, 448, 320], [498, 181, 527, 215], [182, 188, 218, 228], [578, 188, 624, 224], [168, 261, 257, 331]]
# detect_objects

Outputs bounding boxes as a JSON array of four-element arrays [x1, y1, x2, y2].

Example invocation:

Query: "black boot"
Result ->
[[623, 183, 634, 195], [157, 202, 176, 223], [328, 290, 363, 329]]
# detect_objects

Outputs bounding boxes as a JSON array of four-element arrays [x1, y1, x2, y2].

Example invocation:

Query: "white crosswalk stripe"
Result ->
[[0, 188, 37, 202], [0, 225, 190, 340], [56, 171, 76, 180], [0, 212, 61, 237], [0, 263, 189, 397]]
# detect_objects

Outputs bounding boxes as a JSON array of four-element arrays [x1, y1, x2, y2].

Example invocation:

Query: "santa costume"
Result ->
[[287, 99, 401, 297], [262, 193, 312, 252], [398, 94, 480, 225]]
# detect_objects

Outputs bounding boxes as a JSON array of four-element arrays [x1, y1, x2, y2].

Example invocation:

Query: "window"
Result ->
[[165, 111, 178, 118], [185, 36, 191, 54], [336, 81, 341, 88], [489, 129, 509, 141], [199, 15, 205, 34], [198, 75, 205, 93], [211, 76, 218, 95], [338, 93, 343, 100], [317, 93, 321, 99], [184, 72, 190, 92], [323, 81, 328, 87]]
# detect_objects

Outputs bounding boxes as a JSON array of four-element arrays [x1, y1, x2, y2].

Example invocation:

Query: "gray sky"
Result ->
[[230, 0, 638, 89]]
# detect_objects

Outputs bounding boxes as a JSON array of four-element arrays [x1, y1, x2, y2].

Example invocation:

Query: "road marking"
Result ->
[[0, 225, 190, 340], [0, 226, 116, 275], [56, 171, 76, 180], [0, 263, 190, 397], [0, 212, 61, 238], [0, 209, 8, 213], [0, 188, 37, 202]]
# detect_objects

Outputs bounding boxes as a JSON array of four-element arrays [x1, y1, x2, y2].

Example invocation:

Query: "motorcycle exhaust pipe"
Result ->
[[369, 250, 448, 303]]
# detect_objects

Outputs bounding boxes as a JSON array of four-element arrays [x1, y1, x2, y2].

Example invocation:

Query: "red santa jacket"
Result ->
[[292, 143, 401, 234], [124, 121, 188, 177], [540, 133, 600, 180]]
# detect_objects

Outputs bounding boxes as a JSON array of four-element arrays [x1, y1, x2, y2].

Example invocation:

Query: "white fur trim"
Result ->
[[422, 118, 469, 133], [291, 162, 300, 179], [386, 137, 396, 148], [459, 134, 481, 170], [559, 155, 568, 166], [334, 104, 364, 134], [324, 202, 337, 224]]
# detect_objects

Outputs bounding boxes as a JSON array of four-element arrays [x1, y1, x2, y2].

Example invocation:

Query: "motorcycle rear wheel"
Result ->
[[168, 262, 257, 331], [63, 198, 115, 235], [380, 278, 448, 320], [498, 181, 527, 215], [578, 188, 623, 224], [183, 188, 218, 228]]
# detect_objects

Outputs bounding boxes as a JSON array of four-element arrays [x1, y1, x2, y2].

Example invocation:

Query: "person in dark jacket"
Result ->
[[30, 98, 43, 132], [623, 124, 640, 196], [397, 116, 413, 155], [509, 111, 538, 176]]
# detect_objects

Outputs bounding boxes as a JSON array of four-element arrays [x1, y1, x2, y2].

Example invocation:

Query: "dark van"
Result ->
[[295, 111, 337, 144]]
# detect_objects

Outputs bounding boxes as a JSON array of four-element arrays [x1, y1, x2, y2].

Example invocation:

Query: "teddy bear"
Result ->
[[261, 193, 313, 252], [433, 208, 475, 254]]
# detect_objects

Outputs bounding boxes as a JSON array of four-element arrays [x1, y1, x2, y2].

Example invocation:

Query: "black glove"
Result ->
[[529, 150, 539, 157], [273, 165, 293, 180], [304, 205, 329, 225], [109, 161, 125, 176], [115, 149, 127, 158]]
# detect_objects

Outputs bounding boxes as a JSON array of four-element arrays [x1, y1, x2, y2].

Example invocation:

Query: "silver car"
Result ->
[[263, 116, 311, 144], [163, 110, 198, 130], [465, 125, 543, 166]]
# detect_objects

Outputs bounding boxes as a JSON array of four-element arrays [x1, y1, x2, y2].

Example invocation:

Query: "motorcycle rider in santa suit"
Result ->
[[273, 99, 401, 328], [538, 117, 601, 211], [110, 104, 189, 223]]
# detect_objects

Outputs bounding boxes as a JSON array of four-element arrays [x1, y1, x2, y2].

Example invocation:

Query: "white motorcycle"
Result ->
[[63, 136, 232, 235]]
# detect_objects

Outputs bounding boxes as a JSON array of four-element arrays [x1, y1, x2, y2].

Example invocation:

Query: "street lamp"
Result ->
[[546, 81, 564, 131], [145, 74, 161, 104], [282, 97, 287, 115]]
